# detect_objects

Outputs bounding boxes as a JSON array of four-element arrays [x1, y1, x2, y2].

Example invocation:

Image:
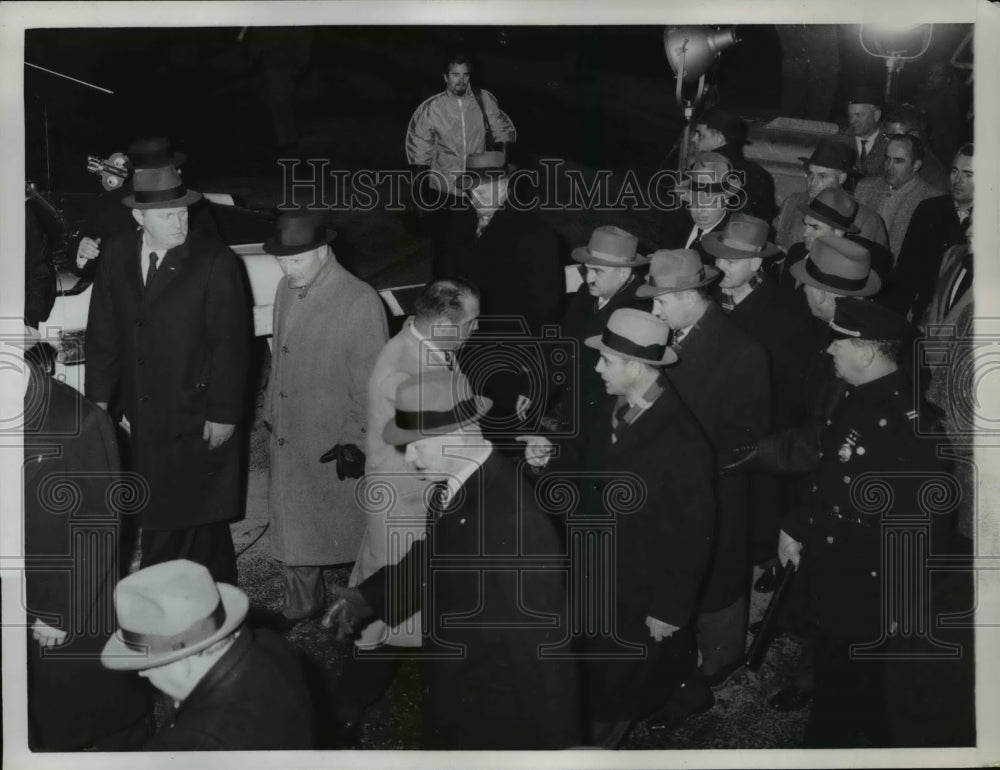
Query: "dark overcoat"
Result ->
[[552, 378, 717, 721], [359, 450, 581, 749], [665, 301, 770, 610], [85, 229, 249, 530], [883, 194, 965, 322], [144, 627, 315, 750], [443, 204, 564, 417], [24, 366, 153, 750]]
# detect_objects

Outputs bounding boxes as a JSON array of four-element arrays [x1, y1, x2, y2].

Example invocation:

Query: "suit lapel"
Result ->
[[127, 234, 145, 302]]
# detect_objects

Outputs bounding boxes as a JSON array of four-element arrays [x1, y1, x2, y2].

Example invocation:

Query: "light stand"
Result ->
[[859, 25, 934, 108], [664, 26, 738, 171]]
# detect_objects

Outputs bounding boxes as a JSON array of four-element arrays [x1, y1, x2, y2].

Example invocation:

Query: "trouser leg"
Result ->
[[280, 563, 326, 619], [697, 593, 748, 677]]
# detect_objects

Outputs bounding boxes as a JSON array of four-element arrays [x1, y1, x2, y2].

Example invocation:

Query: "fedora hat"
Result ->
[[798, 139, 856, 173], [123, 165, 201, 209], [789, 236, 880, 297], [584, 308, 678, 366], [847, 85, 883, 109], [701, 214, 781, 260], [796, 188, 861, 234], [695, 107, 748, 147], [635, 249, 721, 297], [383, 370, 492, 446], [455, 150, 511, 190], [101, 560, 248, 671], [127, 137, 186, 170], [263, 208, 338, 257], [830, 297, 911, 342], [676, 152, 739, 201], [571, 225, 650, 267]]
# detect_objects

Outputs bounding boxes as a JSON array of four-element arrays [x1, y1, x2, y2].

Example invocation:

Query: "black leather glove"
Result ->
[[321, 584, 375, 641], [721, 442, 759, 476], [319, 443, 366, 480]]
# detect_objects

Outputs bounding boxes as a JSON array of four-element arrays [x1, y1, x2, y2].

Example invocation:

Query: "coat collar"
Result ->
[[175, 627, 252, 712]]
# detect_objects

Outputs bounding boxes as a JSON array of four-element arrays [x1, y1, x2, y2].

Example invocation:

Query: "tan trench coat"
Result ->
[[266, 256, 387, 565]]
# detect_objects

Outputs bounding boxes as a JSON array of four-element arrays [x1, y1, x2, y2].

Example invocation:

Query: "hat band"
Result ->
[[804, 258, 869, 292], [809, 199, 854, 228], [588, 248, 636, 263], [121, 599, 226, 656], [132, 184, 188, 204], [719, 235, 763, 253], [601, 328, 667, 361], [396, 398, 480, 432], [654, 266, 706, 290], [829, 320, 862, 338]]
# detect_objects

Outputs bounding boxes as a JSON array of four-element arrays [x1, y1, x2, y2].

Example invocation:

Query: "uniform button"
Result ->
[[818, 451, 823, 458], [459, 518, 466, 524], [826, 419, 832, 426], [843, 476, 851, 484], [811, 484, 817, 492], [277, 438, 286, 446], [878, 418, 887, 427], [856, 446, 866, 455], [871, 571, 878, 577], [808, 516, 814, 524], [826, 536, 834, 544]]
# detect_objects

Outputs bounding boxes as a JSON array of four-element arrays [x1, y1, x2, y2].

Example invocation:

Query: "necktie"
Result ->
[[611, 402, 630, 444], [672, 328, 686, 346], [859, 139, 869, 166], [476, 215, 491, 237], [947, 252, 973, 314], [719, 292, 735, 312], [426, 480, 450, 519], [145, 252, 159, 287]]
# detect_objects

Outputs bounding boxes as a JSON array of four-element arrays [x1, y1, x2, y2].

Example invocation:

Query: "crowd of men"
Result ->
[[21, 53, 976, 752]]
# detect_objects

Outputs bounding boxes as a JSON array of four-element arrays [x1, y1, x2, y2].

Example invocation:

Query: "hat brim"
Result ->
[[700, 232, 781, 261], [634, 266, 722, 297], [795, 201, 861, 235], [675, 182, 737, 201], [583, 334, 678, 366], [101, 583, 248, 671], [788, 257, 881, 297], [796, 155, 851, 174], [263, 228, 338, 256], [382, 394, 493, 446], [123, 188, 202, 210], [570, 246, 650, 267]]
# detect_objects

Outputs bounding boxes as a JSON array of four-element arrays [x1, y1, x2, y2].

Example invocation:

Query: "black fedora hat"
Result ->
[[127, 137, 186, 170], [798, 139, 856, 173], [263, 209, 338, 257], [122, 165, 201, 210]]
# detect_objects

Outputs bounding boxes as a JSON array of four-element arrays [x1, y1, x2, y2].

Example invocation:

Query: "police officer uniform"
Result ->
[[781, 299, 948, 747]]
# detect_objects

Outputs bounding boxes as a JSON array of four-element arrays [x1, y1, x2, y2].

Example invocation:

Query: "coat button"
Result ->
[[811, 484, 817, 493], [843, 476, 851, 484], [279, 391, 287, 399], [137, 357, 145, 366], [278, 438, 286, 446], [832, 505, 839, 513], [878, 418, 887, 427], [140, 395, 149, 403], [826, 536, 834, 544], [871, 571, 878, 577], [282, 345, 289, 353], [136, 320, 144, 327]]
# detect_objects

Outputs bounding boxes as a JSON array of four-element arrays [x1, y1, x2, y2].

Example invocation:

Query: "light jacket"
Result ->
[[405, 89, 516, 196]]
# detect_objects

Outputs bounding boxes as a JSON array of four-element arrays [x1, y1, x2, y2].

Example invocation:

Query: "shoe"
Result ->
[[647, 680, 715, 731], [705, 659, 745, 691], [768, 684, 813, 712], [754, 565, 779, 593]]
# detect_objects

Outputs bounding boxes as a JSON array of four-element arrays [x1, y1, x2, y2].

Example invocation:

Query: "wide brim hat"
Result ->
[[695, 107, 749, 146], [795, 190, 862, 235], [123, 165, 201, 210], [789, 235, 881, 297], [675, 151, 740, 201], [263, 208, 338, 256], [635, 249, 722, 297], [383, 371, 493, 446], [701, 214, 781, 260], [571, 225, 650, 267], [101, 560, 248, 671], [454, 150, 512, 190], [584, 308, 678, 366]]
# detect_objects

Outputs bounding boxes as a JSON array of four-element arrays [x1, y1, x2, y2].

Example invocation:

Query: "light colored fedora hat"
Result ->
[[635, 249, 722, 297], [788, 236, 880, 297], [571, 225, 650, 267], [584, 308, 678, 366], [101, 560, 248, 671], [701, 213, 781, 260]]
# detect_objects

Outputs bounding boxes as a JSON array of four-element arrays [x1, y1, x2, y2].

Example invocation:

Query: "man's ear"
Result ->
[[913, 158, 924, 173], [874, 108, 883, 124], [858, 341, 878, 368], [749, 257, 763, 273], [131, 209, 143, 226], [837, 171, 848, 187]]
